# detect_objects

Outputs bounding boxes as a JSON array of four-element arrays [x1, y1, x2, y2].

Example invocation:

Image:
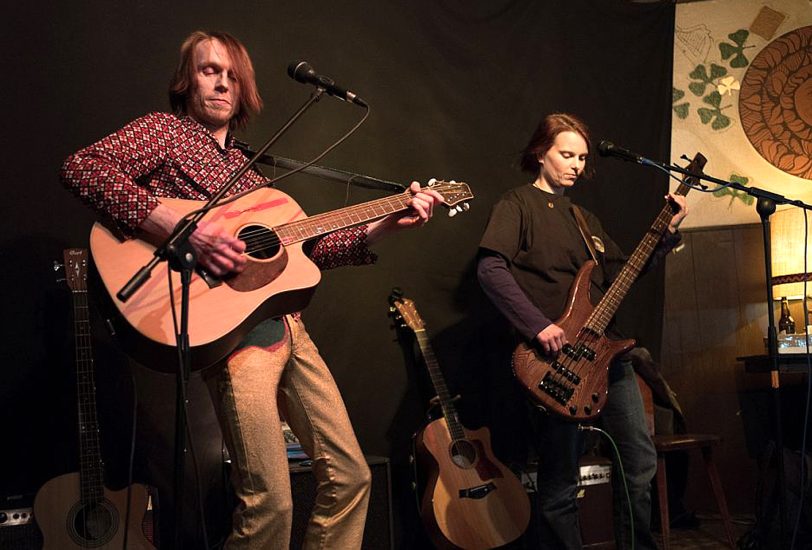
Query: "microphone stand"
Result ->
[[645, 157, 812, 548], [116, 88, 326, 548]]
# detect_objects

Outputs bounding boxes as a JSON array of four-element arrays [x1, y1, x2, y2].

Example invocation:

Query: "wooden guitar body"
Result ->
[[34, 466, 153, 549], [90, 187, 319, 370], [512, 260, 635, 422], [415, 419, 530, 549]]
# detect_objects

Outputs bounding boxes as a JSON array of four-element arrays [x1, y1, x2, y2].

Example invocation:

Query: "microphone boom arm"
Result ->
[[235, 145, 406, 192]]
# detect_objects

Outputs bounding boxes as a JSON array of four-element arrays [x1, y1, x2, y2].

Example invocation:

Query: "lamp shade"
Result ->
[[771, 207, 812, 300]]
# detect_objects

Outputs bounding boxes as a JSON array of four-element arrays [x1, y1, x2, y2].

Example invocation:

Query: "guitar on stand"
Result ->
[[512, 153, 706, 422], [34, 248, 153, 549], [390, 290, 530, 550]]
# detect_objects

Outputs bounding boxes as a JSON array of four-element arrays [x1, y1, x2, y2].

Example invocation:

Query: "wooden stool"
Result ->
[[636, 376, 736, 549]]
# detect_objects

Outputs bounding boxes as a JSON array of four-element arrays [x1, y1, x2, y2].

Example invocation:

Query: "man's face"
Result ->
[[186, 39, 240, 134]]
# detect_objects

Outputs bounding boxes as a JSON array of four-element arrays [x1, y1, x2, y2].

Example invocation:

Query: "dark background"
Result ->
[[0, 0, 675, 546]]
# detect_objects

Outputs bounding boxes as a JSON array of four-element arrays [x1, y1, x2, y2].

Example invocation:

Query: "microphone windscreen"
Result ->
[[597, 141, 614, 156], [287, 61, 313, 82]]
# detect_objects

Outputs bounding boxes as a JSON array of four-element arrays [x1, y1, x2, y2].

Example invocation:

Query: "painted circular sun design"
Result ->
[[739, 25, 812, 180]]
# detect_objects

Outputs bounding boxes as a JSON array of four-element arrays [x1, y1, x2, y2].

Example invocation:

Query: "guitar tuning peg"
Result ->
[[427, 177, 437, 187], [53, 261, 63, 272], [461, 202, 470, 212], [448, 207, 458, 218]]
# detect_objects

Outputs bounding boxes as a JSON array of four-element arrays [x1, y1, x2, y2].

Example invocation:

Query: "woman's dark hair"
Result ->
[[519, 113, 593, 178]]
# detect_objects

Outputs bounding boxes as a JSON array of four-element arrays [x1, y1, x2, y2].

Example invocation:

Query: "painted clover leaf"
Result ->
[[719, 29, 752, 69], [673, 88, 690, 119], [688, 63, 728, 96], [716, 76, 740, 97], [713, 174, 753, 207], [697, 91, 731, 130]]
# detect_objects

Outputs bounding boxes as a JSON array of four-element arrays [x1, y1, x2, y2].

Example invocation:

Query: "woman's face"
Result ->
[[537, 130, 589, 192]]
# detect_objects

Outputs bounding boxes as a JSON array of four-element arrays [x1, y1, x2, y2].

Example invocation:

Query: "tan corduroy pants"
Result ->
[[208, 315, 371, 549]]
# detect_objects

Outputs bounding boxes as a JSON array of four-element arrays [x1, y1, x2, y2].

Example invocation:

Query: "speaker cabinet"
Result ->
[[289, 456, 393, 550]]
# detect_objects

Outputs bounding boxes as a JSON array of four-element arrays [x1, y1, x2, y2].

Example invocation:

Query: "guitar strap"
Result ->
[[570, 205, 599, 263]]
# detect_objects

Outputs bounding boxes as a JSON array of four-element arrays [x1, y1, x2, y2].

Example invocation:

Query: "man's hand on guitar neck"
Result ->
[[139, 203, 247, 277], [365, 181, 445, 245], [536, 323, 567, 355]]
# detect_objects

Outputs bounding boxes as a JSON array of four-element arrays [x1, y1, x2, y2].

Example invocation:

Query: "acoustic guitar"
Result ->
[[90, 181, 473, 370], [33, 248, 154, 549], [390, 290, 530, 550], [512, 153, 706, 421]]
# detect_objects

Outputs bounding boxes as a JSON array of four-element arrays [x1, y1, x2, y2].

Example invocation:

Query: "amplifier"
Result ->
[[520, 456, 615, 549], [0, 499, 42, 550], [577, 457, 614, 549]]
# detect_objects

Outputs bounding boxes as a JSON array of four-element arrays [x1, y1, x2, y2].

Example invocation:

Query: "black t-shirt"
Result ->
[[479, 183, 626, 323]]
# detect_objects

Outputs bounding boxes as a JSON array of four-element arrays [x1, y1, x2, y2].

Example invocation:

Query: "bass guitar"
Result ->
[[390, 290, 530, 550], [34, 248, 154, 549], [90, 181, 473, 370], [512, 153, 706, 421]]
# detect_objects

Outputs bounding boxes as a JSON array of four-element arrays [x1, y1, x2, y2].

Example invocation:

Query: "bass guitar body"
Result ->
[[415, 418, 531, 549], [34, 472, 153, 550], [512, 260, 635, 422]]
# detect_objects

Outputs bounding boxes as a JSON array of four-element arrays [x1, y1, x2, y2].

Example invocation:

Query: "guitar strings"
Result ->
[[208, 183, 459, 257], [233, 192, 415, 255]]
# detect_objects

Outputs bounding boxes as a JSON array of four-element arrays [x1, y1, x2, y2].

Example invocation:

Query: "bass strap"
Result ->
[[570, 205, 598, 263]]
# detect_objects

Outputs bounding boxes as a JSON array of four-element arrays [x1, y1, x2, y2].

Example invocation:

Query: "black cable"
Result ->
[[578, 424, 634, 549]]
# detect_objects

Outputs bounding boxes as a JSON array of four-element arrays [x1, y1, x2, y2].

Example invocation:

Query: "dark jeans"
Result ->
[[535, 358, 657, 549]]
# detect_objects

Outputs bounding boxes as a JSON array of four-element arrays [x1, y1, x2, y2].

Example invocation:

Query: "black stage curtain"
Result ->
[[1, 0, 674, 545]]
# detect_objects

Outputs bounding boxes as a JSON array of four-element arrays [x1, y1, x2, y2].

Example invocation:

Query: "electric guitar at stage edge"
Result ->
[[33, 248, 154, 550], [389, 290, 530, 550], [512, 153, 707, 422], [90, 180, 473, 371]]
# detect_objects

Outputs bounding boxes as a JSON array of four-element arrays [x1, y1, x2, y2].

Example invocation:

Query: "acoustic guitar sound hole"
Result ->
[[68, 499, 118, 546], [450, 439, 477, 468], [238, 224, 280, 260]]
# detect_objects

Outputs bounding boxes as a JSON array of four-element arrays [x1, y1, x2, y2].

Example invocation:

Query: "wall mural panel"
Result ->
[[672, 0, 812, 228]]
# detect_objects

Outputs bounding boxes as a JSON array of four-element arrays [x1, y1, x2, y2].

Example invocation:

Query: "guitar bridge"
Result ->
[[539, 372, 575, 405], [459, 482, 496, 500], [195, 267, 223, 289]]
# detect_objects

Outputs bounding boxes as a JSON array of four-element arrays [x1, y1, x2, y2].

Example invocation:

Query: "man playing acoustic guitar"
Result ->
[[477, 113, 688, 549], [61, 30, 443, 549]]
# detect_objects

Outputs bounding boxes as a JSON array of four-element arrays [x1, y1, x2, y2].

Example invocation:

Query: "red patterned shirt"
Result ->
[[60, 111, 377, 270]]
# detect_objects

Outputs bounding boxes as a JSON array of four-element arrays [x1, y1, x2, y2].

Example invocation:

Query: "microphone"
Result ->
[[598, 140, 649, 164], [287, 61, 368, 107]]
